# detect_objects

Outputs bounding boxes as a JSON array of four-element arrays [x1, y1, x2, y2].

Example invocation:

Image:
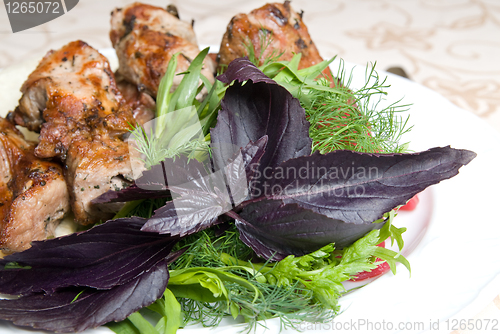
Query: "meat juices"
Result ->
[[2, 2, 217, 249], [9, 40, 134, 160], [0, 2, 235, 251], [116, 74, 156, 126], [8, 41, 137, 226]]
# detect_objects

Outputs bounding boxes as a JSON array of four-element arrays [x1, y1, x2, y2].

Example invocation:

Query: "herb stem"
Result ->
[[223, 210, 243, 222]]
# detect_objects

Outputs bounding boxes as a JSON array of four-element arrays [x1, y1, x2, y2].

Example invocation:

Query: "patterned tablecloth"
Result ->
[[1, 0, 499, 130], [0, 0, 499, 333]]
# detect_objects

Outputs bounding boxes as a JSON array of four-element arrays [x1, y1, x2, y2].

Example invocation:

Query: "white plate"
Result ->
[[1, 51, 499, 334]]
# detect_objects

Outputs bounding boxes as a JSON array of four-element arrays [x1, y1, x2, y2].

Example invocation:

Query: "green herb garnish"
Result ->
[[109, 46, 413, 334], [254, 52, 411, 154]]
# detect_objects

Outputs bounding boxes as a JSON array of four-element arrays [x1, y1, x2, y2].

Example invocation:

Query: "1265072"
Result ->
[[5, 1, 61, 14]]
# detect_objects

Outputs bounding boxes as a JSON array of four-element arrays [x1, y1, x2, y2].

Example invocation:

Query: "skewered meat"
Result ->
[[110, 2, 216, 98], [218, 1, 325, 70], [0, 117, 70, 253], [7, 40, 135, 160]]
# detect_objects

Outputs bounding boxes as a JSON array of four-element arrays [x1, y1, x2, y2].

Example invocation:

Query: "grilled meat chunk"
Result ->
[[8, 40, 135, 160], [8, 41, 141, 225], [0, 117, 69, 253], [110, 2, 215, 97], [65, 137, 135, 225], [218, 1, 324, 70], [116, 74, 156, 126], [110, 2, 197, 46]]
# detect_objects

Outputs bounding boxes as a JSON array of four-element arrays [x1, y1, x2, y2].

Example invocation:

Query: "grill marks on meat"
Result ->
[[9, 40, 135, 160], [218, 1, 325, 70], [110, 3, 215, 97], [7, 41, 138, 227], [1, 2, 327, 246], [110, 3, 197, 46], [65, 137, 134, 225], [64, 132, 135, 225], [0, 117, 70, 253]]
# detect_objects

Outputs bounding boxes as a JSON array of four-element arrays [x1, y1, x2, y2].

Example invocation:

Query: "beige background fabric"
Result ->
[[0, 0, 499, 332], [1, 0, 499, 130]]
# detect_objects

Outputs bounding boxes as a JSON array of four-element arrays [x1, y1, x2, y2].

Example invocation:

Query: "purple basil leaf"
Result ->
[[211, 60, 311, 196], [236, 201, 384, 261], [93, 155, 214, 204], [92, 184, 169, 204], [141, 138, 268, 236], [0, 217, 179, 296], [141, 160, 242, 236], [224, 146, 251, 206], [240, 135, 268, 184], [233, 146, 475, 261], [216, 57, 276, 85], [141, 155, 230, 236], [142, 198, 228, 236], [0, 260, 169, 333], [261, 146, 476, 225]]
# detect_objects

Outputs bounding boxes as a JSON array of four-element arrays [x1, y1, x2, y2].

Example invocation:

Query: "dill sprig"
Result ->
[[306, 63, 412, 154], [255, 53, 411, 155], [168, 226, 336, 332], [170, 226, 254, 270], [128, 198, 168, 218], [129, 123, 210, 169], [179, 280, 333, 333], [166, 218, 408, 331], [244, 28, 285, 68], [244, 30, 412, 155]]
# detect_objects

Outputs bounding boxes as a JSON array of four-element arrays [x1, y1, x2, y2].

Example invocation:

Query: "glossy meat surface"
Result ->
[[110, 2, 215, 97], [65, 137, 135, 225], [8, 40, 135, 160], [110, 2, 197, 46], [218, 1, 325, 70], [8, 41, 142, 225], [116, 74, 156, 126], [0, 117, 69, 253]]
